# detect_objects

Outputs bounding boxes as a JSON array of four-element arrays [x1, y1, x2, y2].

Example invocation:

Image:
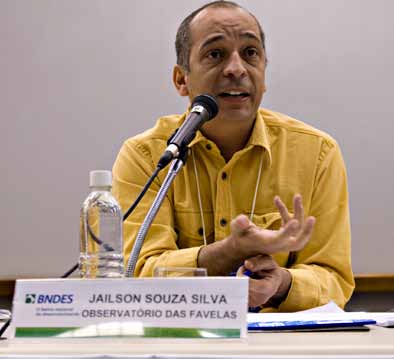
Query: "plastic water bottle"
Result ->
[[79, 170, 124, 278]]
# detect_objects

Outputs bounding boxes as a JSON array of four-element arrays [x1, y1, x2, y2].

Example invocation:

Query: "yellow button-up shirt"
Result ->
[[112, 108, 354, 312]]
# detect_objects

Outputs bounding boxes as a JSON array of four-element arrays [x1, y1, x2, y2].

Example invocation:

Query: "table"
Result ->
[[0, 326, 393, 358]]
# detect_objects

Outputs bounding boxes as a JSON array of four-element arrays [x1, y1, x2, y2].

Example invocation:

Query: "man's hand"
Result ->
[[274, 193, 314, 231], [198, 194, 315, 276], [237, 255, 292, 307], [228, 194, 315, 259], [234, 194, 315, 307]]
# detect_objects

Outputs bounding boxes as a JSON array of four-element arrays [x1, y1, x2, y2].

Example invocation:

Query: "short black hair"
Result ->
[[175, 0, 267, 72]]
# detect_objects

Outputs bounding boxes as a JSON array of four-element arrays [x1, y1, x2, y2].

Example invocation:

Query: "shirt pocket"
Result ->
[[252, 211, 292, 268], [174, 211, 214, 248], [252, 212, 283, 231]]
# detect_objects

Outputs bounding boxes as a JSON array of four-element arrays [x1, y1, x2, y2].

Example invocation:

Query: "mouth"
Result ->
[[217, 90, 250, 99]]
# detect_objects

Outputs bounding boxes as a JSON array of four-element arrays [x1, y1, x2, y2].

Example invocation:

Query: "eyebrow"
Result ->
[[200, 34, 225, 50], [200, 31, 261, 50]]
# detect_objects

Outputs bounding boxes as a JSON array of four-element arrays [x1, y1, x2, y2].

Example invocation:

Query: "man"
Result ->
[[113, 1, 354, 311]]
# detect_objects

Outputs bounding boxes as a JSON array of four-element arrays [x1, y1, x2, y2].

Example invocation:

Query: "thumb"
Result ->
[[230, 214, 252, 236]]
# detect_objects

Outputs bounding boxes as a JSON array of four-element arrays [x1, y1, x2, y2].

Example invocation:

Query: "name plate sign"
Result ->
[[11, 277, 248, 339]]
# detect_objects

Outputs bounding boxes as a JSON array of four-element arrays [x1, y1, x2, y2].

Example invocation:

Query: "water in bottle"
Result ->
[[79, 170, 124, 278]]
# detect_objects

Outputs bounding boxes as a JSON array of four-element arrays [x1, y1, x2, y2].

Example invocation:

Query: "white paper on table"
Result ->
[[247, 301, 394, 327]]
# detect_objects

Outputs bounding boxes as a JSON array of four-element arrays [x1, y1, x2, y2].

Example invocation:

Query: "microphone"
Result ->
[[157, 94, 218, 169]]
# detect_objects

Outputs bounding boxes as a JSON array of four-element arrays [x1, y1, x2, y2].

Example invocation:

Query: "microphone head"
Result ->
[[192, 94, 219, 120]]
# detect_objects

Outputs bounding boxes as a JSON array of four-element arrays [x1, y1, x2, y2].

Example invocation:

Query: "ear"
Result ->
[[173, 65, 189, 97]]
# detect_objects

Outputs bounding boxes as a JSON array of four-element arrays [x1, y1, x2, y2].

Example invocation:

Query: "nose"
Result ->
[[223, 51, 247, 78]]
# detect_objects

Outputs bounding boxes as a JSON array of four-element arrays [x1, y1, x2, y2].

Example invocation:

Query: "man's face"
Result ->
[[175, 6, 266, 125]]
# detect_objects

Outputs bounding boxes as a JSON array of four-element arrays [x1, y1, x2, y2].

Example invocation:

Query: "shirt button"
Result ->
[[221, 172, 227, 180], [198, 227, 204, 236], [205, 144, 212, 150], [220, 218, 227, 227]]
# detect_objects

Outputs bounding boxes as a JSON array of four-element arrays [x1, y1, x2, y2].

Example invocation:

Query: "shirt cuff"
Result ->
[[276, 268, 320, 312], [159, 246, 202, 269]]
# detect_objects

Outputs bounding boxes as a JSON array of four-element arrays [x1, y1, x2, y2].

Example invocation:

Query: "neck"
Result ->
[[201, 117, 255, 162]]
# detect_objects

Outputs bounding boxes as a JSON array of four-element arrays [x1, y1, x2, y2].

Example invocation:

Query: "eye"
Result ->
[[207, 49, 222, 60], [244, 47, 259, 58]]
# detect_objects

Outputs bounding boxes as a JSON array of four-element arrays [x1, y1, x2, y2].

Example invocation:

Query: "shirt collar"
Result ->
[[188, 109, 272, 165], [246, 110, 272, 163]]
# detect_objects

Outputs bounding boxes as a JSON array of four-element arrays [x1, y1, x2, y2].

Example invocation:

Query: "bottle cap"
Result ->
[[89, 170, 112, 187]]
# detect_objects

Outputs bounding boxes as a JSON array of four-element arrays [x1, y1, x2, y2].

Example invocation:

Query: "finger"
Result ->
[[258, 219, 300, 253], [276, 219, 300, 241], [244, 255, 276, 273], [301, 216, 315, 239], [293, 194, 304, 224], [288, 216, 316, 251], [248, 277, 278, 307], [230, 214, 252, 236], [236, 265, 246, 276], [274, 195, 291, 225]]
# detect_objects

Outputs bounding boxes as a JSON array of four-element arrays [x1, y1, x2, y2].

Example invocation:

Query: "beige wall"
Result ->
[[0, 0, 393, 277]]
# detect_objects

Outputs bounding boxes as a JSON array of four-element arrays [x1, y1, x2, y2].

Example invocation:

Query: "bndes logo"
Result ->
[[25, 294, 36, 304], [25, 293, 74, 304]]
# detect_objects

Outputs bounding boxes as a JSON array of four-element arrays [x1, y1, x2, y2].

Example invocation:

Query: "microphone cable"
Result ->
[[0, 319, 10, 339], [0, 310, 11, 339]]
